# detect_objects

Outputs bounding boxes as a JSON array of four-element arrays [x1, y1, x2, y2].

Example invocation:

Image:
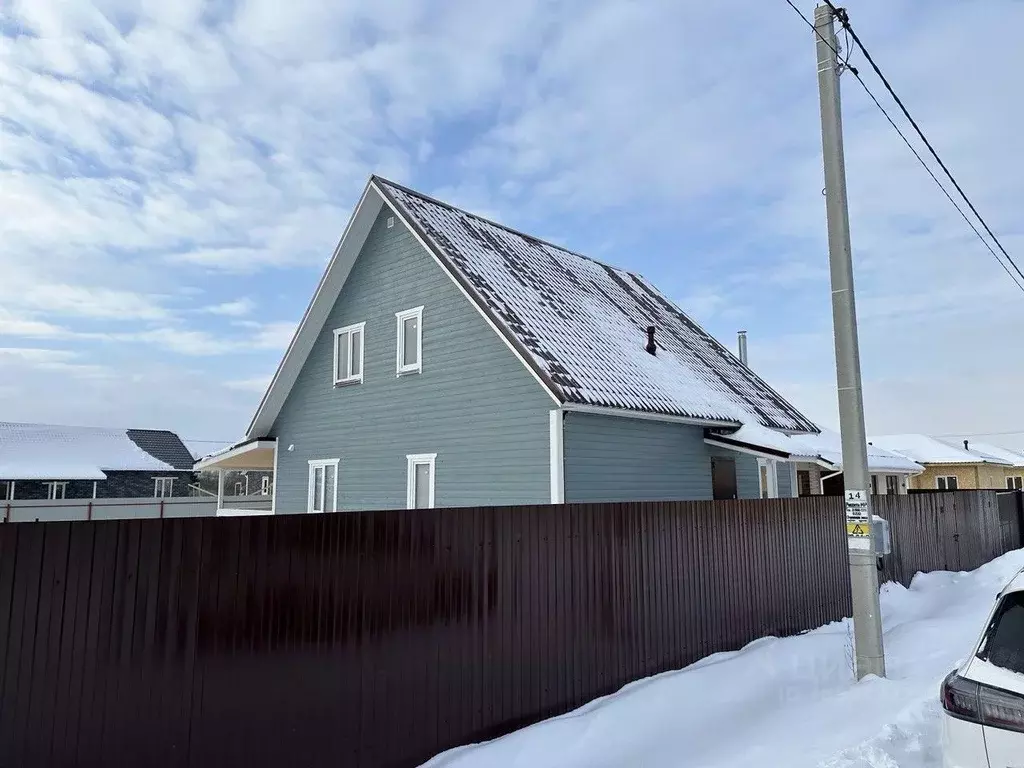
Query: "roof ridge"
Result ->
[[371, 175, 631, 275]]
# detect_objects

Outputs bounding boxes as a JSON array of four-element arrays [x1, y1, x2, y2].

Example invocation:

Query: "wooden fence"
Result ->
[[0, 491, 1016, 768]]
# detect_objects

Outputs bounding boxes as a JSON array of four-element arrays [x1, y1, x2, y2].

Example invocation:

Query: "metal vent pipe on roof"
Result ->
[[738, 330, 748, 365], [964, 440, 970, 451], [645, 326, 657, 355]]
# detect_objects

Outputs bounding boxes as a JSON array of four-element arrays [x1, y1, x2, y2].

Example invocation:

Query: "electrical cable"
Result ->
[[820, 0, 1024, 287], [783, 0, 1024, 292]]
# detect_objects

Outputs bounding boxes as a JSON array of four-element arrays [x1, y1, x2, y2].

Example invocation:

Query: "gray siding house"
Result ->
[[200, 177, 824, 513]]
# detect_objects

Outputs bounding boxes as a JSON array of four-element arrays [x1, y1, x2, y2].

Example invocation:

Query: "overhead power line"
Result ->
[[783, 0, 1024, 293], [819, 0, 1024, 289]]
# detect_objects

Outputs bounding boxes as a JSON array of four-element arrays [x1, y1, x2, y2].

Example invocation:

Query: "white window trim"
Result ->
[[261, 476, 270, 495], [757, 458, 779, 499], [1007, 476, 1023, 490], [154, 477, 176, 498], [406, 453, 436, 509], [307, 459, 340, 514], [936, 475, 958, 490], [0, 480, 13, 501], [395, 306, 424, 376], [333, 322, 366, 386], [46, 481, 68, 500]]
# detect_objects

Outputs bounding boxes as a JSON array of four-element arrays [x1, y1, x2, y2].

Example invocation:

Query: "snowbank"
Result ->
[[423, 549, 1024, 768]]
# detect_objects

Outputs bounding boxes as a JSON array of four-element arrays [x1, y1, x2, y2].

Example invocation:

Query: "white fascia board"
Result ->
[[247, 182, 384, 438], [564, 403, 738, 428]]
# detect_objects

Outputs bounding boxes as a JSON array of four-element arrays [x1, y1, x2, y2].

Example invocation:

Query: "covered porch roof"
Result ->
[[705, 423, 924, 475], [194, 438, 276, 472]]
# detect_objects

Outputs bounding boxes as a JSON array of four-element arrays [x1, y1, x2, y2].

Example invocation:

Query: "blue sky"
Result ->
[[2, 0, 1024, 451]]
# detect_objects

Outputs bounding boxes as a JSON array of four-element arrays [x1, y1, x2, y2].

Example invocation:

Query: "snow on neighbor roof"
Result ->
[[958, 441, 1024, 467], [0, 422, 184, 480], [375, 178, 817, 433], [868, 434, 1012, 466], [709, 423, 923, 473]]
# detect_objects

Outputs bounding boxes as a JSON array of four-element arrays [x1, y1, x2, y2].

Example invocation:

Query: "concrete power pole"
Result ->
[[813, 4, 886, 680]]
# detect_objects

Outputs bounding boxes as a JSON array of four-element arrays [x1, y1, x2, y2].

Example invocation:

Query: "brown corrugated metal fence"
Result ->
[[0, 491, 1016, 767]]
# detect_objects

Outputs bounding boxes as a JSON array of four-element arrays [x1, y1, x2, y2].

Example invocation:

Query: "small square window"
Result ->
[[937, 476, 959, 490], [386, 216, 395, 228], [46, 481, 68, 500], [333, 322, 365, 385], [154, 477, 175, 498], [395, 306, 423, 375]]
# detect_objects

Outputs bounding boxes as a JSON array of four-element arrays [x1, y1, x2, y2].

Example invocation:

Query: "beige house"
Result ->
[[869, 435, 1024, 490]]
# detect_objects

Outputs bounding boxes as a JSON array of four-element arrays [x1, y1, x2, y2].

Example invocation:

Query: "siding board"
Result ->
[[271, 207, 553, 513]]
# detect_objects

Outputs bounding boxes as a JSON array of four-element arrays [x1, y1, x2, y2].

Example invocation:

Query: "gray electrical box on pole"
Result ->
[[813, 3, 886, 680]]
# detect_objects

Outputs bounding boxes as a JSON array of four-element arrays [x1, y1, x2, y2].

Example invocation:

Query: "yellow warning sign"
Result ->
[[847, 521, 870, 538]]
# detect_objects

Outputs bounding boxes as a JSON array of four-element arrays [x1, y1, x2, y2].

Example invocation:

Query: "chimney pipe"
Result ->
[[645, 326, 657, 355], [964, 440, 970, 451], [738, 330, 748, 365]]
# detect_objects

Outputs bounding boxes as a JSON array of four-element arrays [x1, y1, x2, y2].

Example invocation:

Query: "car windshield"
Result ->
[[978, 591, 1024, 674]]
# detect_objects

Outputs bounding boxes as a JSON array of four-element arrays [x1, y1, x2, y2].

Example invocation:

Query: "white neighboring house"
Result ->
[[707, 422, 923, 497], [871, 434, 1024, 491]]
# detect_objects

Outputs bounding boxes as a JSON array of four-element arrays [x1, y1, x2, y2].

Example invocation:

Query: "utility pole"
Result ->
[[813, 3, 886, 680]]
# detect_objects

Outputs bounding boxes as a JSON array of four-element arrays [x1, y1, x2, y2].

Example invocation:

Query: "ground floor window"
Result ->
[[406, 454, 436, 509], [261, 476, 270, 495], [45, 481, 68, 500], [308, 459, 339, 513], [757, 459, 778, 498], [937, 476, 958, 490], [1008, 476, 1023, 490], [0, 481, 12, 501], [154, 477, 175, 498], [796, 470, 812, 497], [886, 475, 900, 494]]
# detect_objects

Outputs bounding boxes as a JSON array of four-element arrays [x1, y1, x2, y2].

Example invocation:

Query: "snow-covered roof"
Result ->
[[959, 441, 1024, 467], [869, 434, 1012, 466], [0, 422, 186, 480], [375, 179, 817, 432], [709, 423, 923, 474]]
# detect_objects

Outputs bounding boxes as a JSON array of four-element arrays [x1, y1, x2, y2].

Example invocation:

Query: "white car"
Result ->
[[942, 568, 1024, 768]]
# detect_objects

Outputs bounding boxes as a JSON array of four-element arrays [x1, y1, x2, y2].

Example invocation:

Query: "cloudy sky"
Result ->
[[2, 0, 1023, 452]]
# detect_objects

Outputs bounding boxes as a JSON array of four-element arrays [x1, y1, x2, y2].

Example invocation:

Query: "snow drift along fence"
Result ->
[[0, 491, 1013, 768]]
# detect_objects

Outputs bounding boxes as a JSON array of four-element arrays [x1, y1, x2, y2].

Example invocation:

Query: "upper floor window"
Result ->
[[395, 306, 423, 375], [1008, 476, 1023, 490], [154, 477, 175, 498], [333, 322, 365, 385], [937, 476, 958, 490], [46, 481, 68, 500]]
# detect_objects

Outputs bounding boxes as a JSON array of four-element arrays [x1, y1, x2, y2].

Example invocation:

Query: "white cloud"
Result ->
[[201, 298, 255, 317], [1, 0, 1022, 445]]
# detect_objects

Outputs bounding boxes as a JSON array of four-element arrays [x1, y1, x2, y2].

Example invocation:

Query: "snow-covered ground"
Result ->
[[424, 549, 1024, 768]]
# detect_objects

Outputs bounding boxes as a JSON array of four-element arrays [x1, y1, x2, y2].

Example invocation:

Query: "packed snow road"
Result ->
[[424, 549, 1024, 768]]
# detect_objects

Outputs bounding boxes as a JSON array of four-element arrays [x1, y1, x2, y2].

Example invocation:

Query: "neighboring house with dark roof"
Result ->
[[870, 435, 1024, 490], [199, 176, 825, 512], [0, 422, 196, 501]]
